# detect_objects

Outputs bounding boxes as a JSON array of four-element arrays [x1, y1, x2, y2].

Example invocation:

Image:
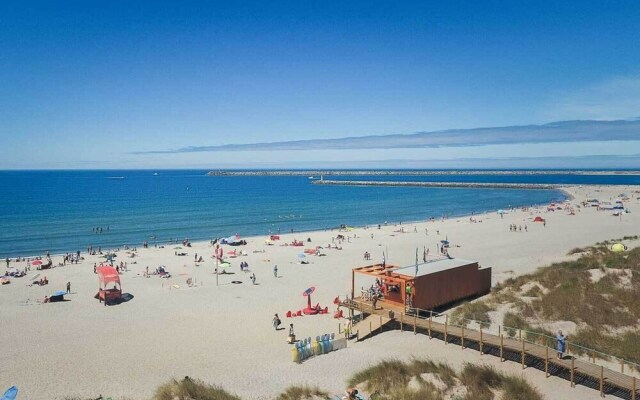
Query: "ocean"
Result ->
[[2, 169, 635, 258]]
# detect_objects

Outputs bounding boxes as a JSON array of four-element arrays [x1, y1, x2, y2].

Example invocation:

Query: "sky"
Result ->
[[1, 1, 639, 169]]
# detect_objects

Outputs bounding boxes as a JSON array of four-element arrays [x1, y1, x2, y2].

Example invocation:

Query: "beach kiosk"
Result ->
[[351, 258, 491, 310], [96, 265, 122, 306]]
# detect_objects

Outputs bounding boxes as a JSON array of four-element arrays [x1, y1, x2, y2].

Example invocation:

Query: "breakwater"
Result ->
[[207, 170, 640, 176], [312, 180, 560, 190]]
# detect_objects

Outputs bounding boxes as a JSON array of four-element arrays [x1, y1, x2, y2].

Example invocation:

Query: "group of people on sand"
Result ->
[[509, 224, 527, 232]]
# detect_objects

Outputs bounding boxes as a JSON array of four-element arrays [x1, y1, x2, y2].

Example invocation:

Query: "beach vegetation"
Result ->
[[450, 301, 492, 328], [275, 386, 330, 400], [347, 359, 542, 400], [489, 240, 640, 363], [154, 378, 242, 400]]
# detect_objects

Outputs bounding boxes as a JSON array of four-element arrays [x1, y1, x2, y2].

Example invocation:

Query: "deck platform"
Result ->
[[341, 297, 639, 399]]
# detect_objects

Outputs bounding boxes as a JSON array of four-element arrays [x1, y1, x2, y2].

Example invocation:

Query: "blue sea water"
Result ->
[[3, 169, 632, 258]]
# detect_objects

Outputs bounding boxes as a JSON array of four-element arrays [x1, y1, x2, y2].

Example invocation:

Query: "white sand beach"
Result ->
[[1, 185, 639, 399]]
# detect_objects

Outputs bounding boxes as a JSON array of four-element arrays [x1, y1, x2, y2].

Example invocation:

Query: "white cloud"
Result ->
[[543, 76, 640, 120]]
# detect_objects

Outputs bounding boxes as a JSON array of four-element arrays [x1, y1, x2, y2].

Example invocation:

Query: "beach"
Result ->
[[1, 184, 639, 399]]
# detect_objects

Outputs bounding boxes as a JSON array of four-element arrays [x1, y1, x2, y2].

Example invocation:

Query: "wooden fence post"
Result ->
[[600, 365, 604, 398], [545, 346, 549, 377], [592, 350, 596, 364], [369, 321, 372, 337], [379, 315, 382, 333], [498, 324, 501, 337], [521, 339, 525, 369], [461, 324, 465, 349], [428, 312, 432, 338], [400, 312, 403, 331], [480, 325, 483, 355], [414, 312, 417, 334], [519, 329, 522, 341], [621, 359, 624, 374], [571, 357, 575, 387], [500, 335, 504, 362], [445, 314, 448, 344]]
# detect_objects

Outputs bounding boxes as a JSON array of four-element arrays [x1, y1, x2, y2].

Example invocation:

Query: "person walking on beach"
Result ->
[[66, 281, 71, 294], [251, 273, 256, 285], [273, 265, 278, 278], [556, 330, 567, 359], [273, 313, 281, 330]]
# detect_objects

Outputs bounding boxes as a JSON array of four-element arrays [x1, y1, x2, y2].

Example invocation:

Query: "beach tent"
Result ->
[[533, 216, 544, 222], [96, 265, 122, 305], [611, 243, 626, 253]]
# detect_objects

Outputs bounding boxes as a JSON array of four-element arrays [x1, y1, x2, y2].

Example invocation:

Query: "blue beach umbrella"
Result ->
[[297, 253, 306, 259], [53, 291, 66, 296]]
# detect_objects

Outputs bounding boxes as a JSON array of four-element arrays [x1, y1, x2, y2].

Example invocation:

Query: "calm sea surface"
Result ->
[[3, 170, 636, 258]]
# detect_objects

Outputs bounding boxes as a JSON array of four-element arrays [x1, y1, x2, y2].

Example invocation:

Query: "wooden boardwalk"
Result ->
[[340, 298, 638, 399]]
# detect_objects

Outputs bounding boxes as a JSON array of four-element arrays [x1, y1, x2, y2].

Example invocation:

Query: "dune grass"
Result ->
[[275, 386, 330, 400], [492, 240, 640, 363], [347, 359, 542, 400], [347, 359, 457, 400], [154, 378, 242, 400], [460, 364, 543, 400], [450, 300, 492, 328]]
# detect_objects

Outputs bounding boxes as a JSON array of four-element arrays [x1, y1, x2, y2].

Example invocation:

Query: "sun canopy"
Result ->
[[97, 266, 120, 286]]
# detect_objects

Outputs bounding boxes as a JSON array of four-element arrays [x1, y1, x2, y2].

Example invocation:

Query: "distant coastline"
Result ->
[[207, 169, 640, 176]]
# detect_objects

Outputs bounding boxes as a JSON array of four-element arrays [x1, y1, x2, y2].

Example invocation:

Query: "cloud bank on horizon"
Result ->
[[136, 119, 640, 154]]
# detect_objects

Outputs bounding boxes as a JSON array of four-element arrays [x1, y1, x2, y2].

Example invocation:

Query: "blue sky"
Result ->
[[1, 1, 639, 169]]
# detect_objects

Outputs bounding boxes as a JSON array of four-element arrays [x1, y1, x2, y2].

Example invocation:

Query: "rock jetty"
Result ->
[[312, 180, 560, 190]]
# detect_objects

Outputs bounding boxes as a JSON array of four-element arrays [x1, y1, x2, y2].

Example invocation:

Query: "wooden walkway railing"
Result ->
[[339, 298, 639, 400]]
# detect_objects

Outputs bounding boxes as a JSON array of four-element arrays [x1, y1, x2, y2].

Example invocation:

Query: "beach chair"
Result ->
[[295, 341, 304, 361], [296, 310, 302, 317], [313, 336, 322, 355], [286, 310, 292, 318], [305, 338, 312, 358], [321, 334, 329, 353]]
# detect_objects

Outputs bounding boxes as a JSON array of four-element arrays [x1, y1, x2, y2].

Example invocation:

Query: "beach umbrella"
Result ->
[[30, 273, 40, 281], [297, 253, 306, 259], [53, 290, 66, 296], [31, 260, 43, 266], [219, 262, 231, 268], [174, 247, 182, 250]]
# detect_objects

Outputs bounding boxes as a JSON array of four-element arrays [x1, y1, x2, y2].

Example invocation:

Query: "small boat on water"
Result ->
[[308, 176, 315, 179], [107, 176, 125, 179], [153, 172, 159, 176]]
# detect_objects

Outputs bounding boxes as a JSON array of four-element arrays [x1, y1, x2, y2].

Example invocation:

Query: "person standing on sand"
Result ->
[[273, 265, 278, 278], [251, 273, 256, 285], [66, 281, 71, 294], [273, 313, 281, 330], [556, 330, 567, 359]]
